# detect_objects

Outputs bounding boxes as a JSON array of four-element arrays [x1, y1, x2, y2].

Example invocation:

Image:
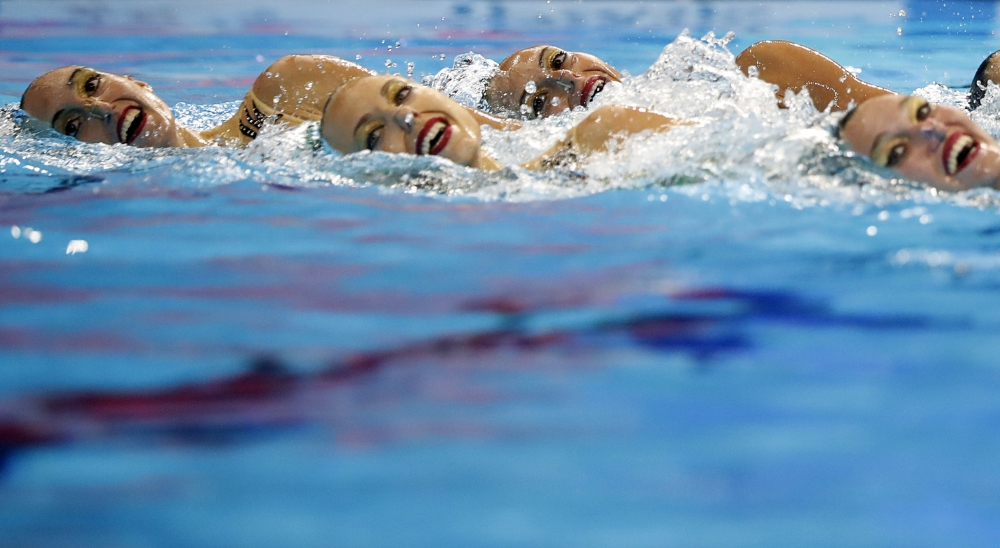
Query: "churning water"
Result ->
[[3, 1, 1000, 546]]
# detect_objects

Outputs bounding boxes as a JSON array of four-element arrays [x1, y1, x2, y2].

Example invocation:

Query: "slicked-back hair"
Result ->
[[969, 50, 1000, 111]]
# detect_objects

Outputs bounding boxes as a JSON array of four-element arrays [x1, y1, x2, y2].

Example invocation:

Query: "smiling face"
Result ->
[[321, 74, 483, 167], [486, 45, 622, 119], [841, 94, 1000, 190], [20, 66, 184, 147]]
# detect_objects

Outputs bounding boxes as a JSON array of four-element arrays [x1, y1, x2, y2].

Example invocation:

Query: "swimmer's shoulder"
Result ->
[[521, 105, 680, 171], [251, 55, 376, 122]]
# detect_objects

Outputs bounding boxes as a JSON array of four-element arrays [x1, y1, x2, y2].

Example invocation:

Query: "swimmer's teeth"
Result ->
[[422, 121, 446, 155], [948, 135, 974, 175], [588, 81, 605, 104], [120, 109, 139, 143]]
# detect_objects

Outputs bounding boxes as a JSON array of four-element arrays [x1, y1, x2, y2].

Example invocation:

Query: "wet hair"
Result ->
[[834, 107, 857, 139], [969, 50, 1000, 111]]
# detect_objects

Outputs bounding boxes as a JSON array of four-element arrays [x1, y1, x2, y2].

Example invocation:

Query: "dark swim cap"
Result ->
[[969, 50, 1000, 110]]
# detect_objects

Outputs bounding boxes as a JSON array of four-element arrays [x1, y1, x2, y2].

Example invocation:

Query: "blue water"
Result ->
[[3, 1, 1000, 546]]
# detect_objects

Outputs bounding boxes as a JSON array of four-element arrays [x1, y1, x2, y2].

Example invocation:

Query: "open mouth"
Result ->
[[415, 117, 452, 156], [117, 106, 147, 145], [942, 132, 979, 176], [580, 76, 607, 107]]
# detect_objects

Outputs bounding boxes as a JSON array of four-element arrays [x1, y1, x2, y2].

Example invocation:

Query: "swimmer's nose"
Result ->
[[919, 118, 947, 145], [83, 100, 114, 124], [550, 70, 580, 91], [393, 107, 417, 132]]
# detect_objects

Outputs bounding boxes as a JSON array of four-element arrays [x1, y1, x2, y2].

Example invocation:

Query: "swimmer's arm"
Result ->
[[735, 40, 892, 111], [521, 105, 679, 170], [252, 55, 376, 120], [464, 106, 522, 130]]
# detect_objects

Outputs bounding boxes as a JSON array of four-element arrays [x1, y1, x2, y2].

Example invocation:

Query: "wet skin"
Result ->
[[322, 74, 679, 171], [841, 94, 1000, 190], [22, 57, 514, 149], [322, 74, 491, 169], [20, 66, 199, 147], [486, 45, 622, 119]]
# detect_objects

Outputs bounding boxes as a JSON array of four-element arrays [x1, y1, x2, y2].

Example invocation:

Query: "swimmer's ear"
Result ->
[[125, 75, 153, 91]]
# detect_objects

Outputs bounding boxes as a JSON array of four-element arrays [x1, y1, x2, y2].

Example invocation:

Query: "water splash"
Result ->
[[3, 32, 1000, 207]]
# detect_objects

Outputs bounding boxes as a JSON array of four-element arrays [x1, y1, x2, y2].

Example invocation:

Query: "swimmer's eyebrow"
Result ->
[[379, 78, 396, 99], [538, 46, 548, 68], [870, 131, 890, 157], [51, 108, 66, 127], [353, 113, 371, 141], [66, 67, 83, 87]]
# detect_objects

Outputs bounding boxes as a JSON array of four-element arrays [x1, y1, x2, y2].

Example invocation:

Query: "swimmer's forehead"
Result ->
[[321, 74, 402, 150], [843, 94, 912, 156], [22, 65, 90, 119], [500, 45, 551, 71]]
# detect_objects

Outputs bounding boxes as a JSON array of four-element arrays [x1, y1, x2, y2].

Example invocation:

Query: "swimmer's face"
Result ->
[[486, 45, 621, 119], [21, 66, 183, 148], [321, 75, 483, 167], [841, 94, 1000, 191]]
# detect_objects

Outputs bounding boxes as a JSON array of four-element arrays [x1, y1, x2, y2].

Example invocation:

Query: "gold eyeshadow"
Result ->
[[71, 68, 99, 97], [354, 120, 383, 151], [382, 78, 408, 105], [904, 96, 928, 122], [869, 96, 931, 167], [872, 137, 906, 167], [542, 47, 563, 70]]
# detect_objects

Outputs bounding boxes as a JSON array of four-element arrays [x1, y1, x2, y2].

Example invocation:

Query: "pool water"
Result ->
[[3, 1, 1000, 546]]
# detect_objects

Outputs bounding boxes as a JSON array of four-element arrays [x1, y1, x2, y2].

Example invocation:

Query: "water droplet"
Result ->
[[897, 27, 903, 35], [899, 9, 907, 16], [747, 65, 759, 78], [520, 104, 531, 115], [385, 59, 393, 67], [524, 81, 537, 94], [10, 225, 20, 238], [407, 62, 415, 77], [403, 112, 415, 127], [356, 54, 362, 60], [66, 240, 88, 254], [866, 226, 878, 236], [304, 82, 313, 90], [388, 46, 393, 51], [550, 96, 560, 106], [395, 41, 401, 48]]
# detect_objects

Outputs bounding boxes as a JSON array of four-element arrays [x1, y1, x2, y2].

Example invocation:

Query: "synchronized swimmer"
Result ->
[[16, 39, 1000, 188]]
